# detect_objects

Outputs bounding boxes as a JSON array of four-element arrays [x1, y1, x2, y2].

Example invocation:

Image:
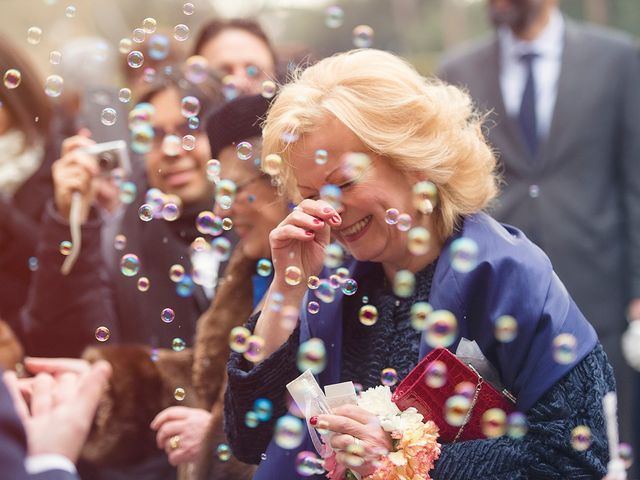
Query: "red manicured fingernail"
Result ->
[[313, 218, 323, 225], [305, 230, 314, 236], [322, 208, 333, 214], [331, 215, 341, 223], [310, 416, 318, 426]]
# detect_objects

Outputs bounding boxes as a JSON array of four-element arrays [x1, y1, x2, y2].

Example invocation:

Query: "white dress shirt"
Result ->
[[498, 9, 565, 142], [25, 454, 77, 475]]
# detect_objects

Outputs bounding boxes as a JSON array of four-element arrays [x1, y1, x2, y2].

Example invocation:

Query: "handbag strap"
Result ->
[[452, 376, 484, 444]]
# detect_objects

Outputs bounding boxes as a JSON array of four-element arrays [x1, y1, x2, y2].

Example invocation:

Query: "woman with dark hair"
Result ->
[[193, 18, 277, 97], [0, 35, 56, 342]]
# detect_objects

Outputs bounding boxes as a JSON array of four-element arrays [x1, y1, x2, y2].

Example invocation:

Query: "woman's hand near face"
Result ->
[[253, 199, 342, 359]]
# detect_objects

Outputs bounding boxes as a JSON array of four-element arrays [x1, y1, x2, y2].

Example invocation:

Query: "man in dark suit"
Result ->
[[438, 0, 640, 460], [0, 359, 110, 479]]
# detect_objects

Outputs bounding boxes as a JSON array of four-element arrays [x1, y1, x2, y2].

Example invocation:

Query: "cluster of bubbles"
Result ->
[[129, 103, 155, 154], [295, 451, 326, 476], [228, 326, 266, 363], [244, 398, 273, 428], [216, 443, 231, 462]]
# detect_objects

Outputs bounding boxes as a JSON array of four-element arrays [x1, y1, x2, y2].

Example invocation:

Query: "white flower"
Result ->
[[357, 386, 401, 417]]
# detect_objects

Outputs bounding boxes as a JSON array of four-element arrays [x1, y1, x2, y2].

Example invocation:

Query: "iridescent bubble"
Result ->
[[44, 75, 64, 97], [455, 381, 476, 400], [65, 5, 76, 18], [262, 153, 282, 176], [169, 264, 185, 282], [137, 276, 150, 292], [341, 152, 370, 181], [172, 337, 186, 352], [162, 200, 181, 221], [325, 6, 344, 28], [451, 237, 479, 273], [552, 333, 577, 364], [244, 335, 265, 362], [128, 103, 154, 128], [138, 204, 154, 222], [114, 234, 127, 250], [119, 181, 137, 204], [195, 211, 216, 235], [229, 326, 251, 353], [397, 213, 412, 232], [217, 443, 231, 462], [324, 243, 344, 269], [425, 360, 447, 388], [27, 27, 43, 45], [118, 88, 132, 103], [176, 275, 194, 297], [352, 25, 374, 48], [274, 415, 304, 449], [307, 275, 320, 289], [571, 425, 592, 451], [254, 398, 273, 422], [297, 338, 327, 374], [185, 55, 209, 83], [413, 181, 438, 214], [481, 408, 507, 438], [393, 270, 415, 298], [174, 387, 186, 401], [307, 301, 320, 314], [245, 411, 259, 428], [95, 326, 110, 342], [182, 134, 196, 151], [132, 28, 145, 43], [148, 34, 169, 60], [222, 217, 233, 231], [380, 367, 398, 387], [217, 194, 233, 211], [28, 257, 38, 272], [142, 17, 157, 34], [59, 240, 72, 256], [216, 180, 237, 204], [212, 237, 232, 262], [256, 258, 273, 277], [385, 208, 400, 225], [191, 236, 210, 253], [444, 394, 471, 427], [127, 51, 144, 69], [120, 253, 140, 277], [162, 134, 181, 157], [335, 267, 350, 284], [320, 184, 342, 210], [236, 141, 253, 160], [507, 412, 528, 439], [328, 274, 341, 289], [261, 80, 277, 99], [206, 159, 221, 181], [183, 2, 195, 15], [359, 304, 378, 326], [173, 24, 190, 42], [425, 310, 458, 348], [296, 450, 325, 476], [314, 149, 328, 165], [314, 279, 336, 303], [280, 305, 299, 330], [181, 95, 200, 118], [410, 302, 433, 331], [49, 50, 62, 65], [119, 38, 133, 54], [341, 279, 358, 296], [3, 69, 21, 89], [222, 76, 238, 101], [143, 67, 157, 83], [246, 65, 258, 77], [619, 442, 633, 469], [407, 227, 431, 256], [100, 107, 117, 126], [495, 315, 518, 343], [284, 265, 303, 286]]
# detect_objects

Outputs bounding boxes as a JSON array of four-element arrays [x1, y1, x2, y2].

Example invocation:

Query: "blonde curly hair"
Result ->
[[262, 48, 499, 240]]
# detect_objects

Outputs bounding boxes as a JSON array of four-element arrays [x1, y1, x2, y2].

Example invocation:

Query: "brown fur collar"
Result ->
[[0, 319, 23, 371]]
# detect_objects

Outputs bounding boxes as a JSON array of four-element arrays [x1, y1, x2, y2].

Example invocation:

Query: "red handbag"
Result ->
[[392, 347, 516, 443]]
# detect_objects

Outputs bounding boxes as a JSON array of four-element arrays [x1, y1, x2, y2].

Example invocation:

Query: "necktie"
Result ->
[[518, 52, 538, 156]]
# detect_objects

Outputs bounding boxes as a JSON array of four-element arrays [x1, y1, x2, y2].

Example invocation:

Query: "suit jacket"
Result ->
[[438, 19, 640, 337], [0, 374, 78, 480]]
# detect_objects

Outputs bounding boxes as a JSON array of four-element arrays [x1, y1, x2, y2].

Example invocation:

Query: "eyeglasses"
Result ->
[[152, 122, 202, 143]]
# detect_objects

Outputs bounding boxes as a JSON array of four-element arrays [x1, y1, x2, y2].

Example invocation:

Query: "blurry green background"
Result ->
[[1, 0, 638, 81]]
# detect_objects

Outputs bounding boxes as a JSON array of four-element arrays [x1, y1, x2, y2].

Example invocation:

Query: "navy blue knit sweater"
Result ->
[[225, 265, 614, 479]]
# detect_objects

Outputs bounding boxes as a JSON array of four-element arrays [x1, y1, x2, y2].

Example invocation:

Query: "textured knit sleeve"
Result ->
[[432, 344, 614, 479], [224, 312, 301, 464]]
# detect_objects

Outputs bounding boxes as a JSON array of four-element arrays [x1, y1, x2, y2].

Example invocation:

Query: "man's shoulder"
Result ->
[[438, 33, 497, 78], [567, 19, 639, 56]]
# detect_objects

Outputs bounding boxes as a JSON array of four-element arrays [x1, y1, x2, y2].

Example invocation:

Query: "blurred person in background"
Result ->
[[149, 94, 287, 480], [438, 0, 640, 468], [193, 18, 277, 98], [0, 34, 57, 347]]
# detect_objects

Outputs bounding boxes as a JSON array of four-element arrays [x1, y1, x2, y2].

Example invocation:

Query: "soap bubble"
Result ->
[[195, 211, 219, 235], [254, 398, 273, 422], [127, 51, 144, 69], [142, 17, 157, 34], [244, 335, 265, 362], [407, 227, 431, 256], [3, 69, 21, 89], [261, 80, 277, 99], [256, 258, 273, 277], [274, 415, 304, 449], [393, 270, 415, 298], [325, 6, 344, 28], [65, 5, 76, 18], [173, 24, 190, 42], [162, 135, 181, 156], [341, 279, 358, 296], [44, 75, 64, 97], [138, 204, 154, 222], [174, 387, 186, 401], [95, 326, 110, 342], [284, 265, 302, 286], [236, 141, 253, 160], [182, 134, 196, 151], [353, 25, 374, 48], [314, 279, 336, 303], [455, 381, 476, 400], [495, 315, 518, 343], [413, 181, 438, 214], [451, 237, 479, 273], [188, 117, 200, 129], [507, 412, 528, 439], [181, 95, 200, 118], [410, 302, 433, 331], [552, 333, 577, 364], [132, 28, 145, 43], [296, 450, 325, 476], [385, 208, 400, 225], [314, 149, 328, 165], [137, 276, 150, 292], [172, 337, 186, 352], [161, 308, 175, 323], [320, 184, 342, 210], [571, 425, 592, 451], [119, 38, 133, 54], [324, 243, 344, 269], [120, 254, 140, 277], [118, 88, 132, 103], [206, 159, 221, 181], [262, 153, 282, 176], [245, 410, 259, 428], [297, 338, 327, 374], [307, 276, 320, 289], [119, 182, 137, 204], [229, 326, 251, 353], [481, 408, 507, 438], [100, 108, 117, 126], [359, 304, 378, 326], [397, 213, 412, 232], [114, 234, 127, 250], [425, 360, 447, 388], [148, 34, 169, 60], [49, 50, 62, 65], [444, 395, 471, 427], [59, 240, 72, 256], [131, 125, 154, 154], [183, 2, 195, 15], [425, 310, 458, 348], [217, 443, 231, 462], [307, 301, 320, 314], [212, 237, 232, 262], [380, 367, 398, 387], [185, 55, 209, 83], [27, 27, 43, 45]]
